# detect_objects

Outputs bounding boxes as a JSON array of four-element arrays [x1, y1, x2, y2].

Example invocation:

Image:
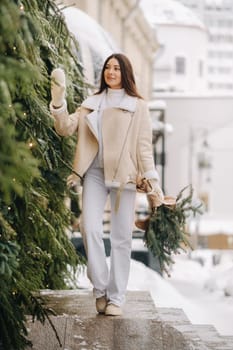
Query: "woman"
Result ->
[[50, 53, 163, 316]]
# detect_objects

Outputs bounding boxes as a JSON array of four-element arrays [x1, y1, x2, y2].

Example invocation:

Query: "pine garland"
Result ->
[[0, 0, 86, 349], [144, 185, 202, 275]]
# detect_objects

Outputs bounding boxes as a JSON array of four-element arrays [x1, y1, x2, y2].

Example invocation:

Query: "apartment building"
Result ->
[[177, 0, 233, 93], [140, 0, 208, 94]]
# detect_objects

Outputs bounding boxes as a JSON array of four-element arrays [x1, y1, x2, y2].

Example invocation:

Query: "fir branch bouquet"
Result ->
[[136, 185, 202, 275]]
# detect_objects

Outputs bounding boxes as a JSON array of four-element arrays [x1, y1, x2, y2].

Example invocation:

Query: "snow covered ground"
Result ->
[[73, 249, 233, 336], [156, 250, 233, 336]]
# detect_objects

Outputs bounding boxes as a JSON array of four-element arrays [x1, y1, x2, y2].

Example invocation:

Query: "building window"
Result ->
[[175, 56, 186, 75], [208, 66, 215, 73], [208, 83, 214, 89], [199, 60, 203, 77]]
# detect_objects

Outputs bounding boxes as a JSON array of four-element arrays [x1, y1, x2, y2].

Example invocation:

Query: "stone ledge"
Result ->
[[26, 290, 228, 350]]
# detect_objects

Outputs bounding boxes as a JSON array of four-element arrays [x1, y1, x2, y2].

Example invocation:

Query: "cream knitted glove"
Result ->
[[67, 173, 80, 188], [51, 68, 66, 108], [147, 179, 164, 209]]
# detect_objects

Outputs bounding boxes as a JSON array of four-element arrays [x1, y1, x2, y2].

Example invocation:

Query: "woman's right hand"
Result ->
[[51, 68, 66, 108], [67, 174, 82, 195]]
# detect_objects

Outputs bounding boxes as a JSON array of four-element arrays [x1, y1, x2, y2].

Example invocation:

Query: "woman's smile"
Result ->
[[104, 57, 122, 89]]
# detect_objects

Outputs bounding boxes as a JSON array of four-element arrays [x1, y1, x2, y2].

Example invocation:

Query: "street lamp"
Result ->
[[148, 100, 173, 193], [189, 127, 212, 211]]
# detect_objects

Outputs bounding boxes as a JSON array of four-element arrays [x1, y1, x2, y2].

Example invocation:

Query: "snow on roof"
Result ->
[[140, 0, 205, 30], [62, 7, 118, 60]]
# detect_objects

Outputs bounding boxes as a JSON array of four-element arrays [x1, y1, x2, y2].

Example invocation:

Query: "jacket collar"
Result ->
[[81, 90, 137, 112]]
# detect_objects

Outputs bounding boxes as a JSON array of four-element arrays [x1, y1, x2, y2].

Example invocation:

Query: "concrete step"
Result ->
[[157, 307, 210, 350], [26, 290, 218, 350], [157, 306, 192, 325], [157, 307, 233, 350], [26, 290, 163, 350], [222, 336, 233, 348], [223, 335, 233, 342], [192, 325, 233, 350]]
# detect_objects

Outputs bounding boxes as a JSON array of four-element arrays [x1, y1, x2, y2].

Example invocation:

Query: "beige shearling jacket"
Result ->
[[50, 90, 159, 189]]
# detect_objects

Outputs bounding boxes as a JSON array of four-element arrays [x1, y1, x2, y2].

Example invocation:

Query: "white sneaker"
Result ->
[[96, 296, 107, 314], [105, 303, 122, 316]]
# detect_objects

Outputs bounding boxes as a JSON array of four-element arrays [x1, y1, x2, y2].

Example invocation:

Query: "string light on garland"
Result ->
[[28, 141, 34, 148], [19, 3, 24, 11]]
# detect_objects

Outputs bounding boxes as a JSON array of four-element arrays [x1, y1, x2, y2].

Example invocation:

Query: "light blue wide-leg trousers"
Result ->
[[81, 167, 136, 306]]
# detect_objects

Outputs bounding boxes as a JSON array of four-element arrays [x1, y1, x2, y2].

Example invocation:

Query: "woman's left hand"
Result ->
[[147, 180, 164, 208]]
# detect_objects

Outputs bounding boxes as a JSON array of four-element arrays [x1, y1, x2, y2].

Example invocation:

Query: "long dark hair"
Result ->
[[95, 53, 143, 99]]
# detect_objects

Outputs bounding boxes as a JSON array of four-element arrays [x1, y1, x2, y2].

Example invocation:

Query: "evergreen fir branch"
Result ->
[[0, 212, 17, 240], [28, 294, 62, 348], [144, 185, 203, 274]]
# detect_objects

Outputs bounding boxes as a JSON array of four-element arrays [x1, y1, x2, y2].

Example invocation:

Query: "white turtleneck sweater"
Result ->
[[90, 88, 125, 169]]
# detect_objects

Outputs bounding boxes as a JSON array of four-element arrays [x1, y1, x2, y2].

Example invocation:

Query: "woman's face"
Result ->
[[104, 57, 122, 89]]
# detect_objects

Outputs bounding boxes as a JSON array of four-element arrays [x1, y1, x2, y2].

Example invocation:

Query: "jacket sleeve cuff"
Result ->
[[142, 169, 160, 181], [49, 100, 67, 115]]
